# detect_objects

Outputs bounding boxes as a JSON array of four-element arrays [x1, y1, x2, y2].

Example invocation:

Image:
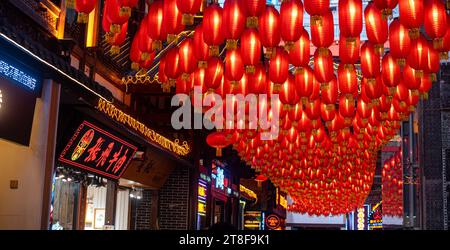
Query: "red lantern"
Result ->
[[244, 0, 266, 25], [204, 57, 224, 91], [382, 53, 401, 88], [339, 35, 360, 65], [223, 0, 246, 49], [314, 48, 334, 84], [269, 48, 289, 85], [338, 64, 358, 97], [75, 0, 98, 23], [426, 44, 440, 76], [118, 0, 138, 18], [290, 28, 310, 68], [139, 51, 155, 71], [178, 38, 196, 76], [388, 18, 411, 65], [147, 1, 167, 51], [373, 0, 398, 17], [419, 72, 433, 99], [399, 0, 424, 39], [402, 64, 421, 90], [395, 79, 409, 101], [105, 0, 130, 33], [361, 41, 381, 79], [137, 15, 153, 61], [339, 95, 355, 120], [193, 24, 210, 66], [164, 47, 181, 83], [310, 10, 334, 48], [249, 64, 267, 94], [241, 29, 262, 73], [163, 0, 184, 43], [295, 66, 315, 103], [207, 132, 231, 156], [225, 49, 245, 87], [193, 67, 207, 93], [280, 75, 299, 107], [321, 77, 338, 105], [408, 35, 429, 72], [280, 0, 304, 49], [176, 0, 202, 25], [424, 0, 447, 49], [203, 3, 224, 57], [363, 76, 383, 101], [176, 73, 194, 94], [158, 55, 168, 84], [364, 2, 388, 51], [339, 0, 363, 43], [304, 0, 330, 25], [108, 22, 128, 55], [258, 5, 281, 55], [129, 36, 142, 70]]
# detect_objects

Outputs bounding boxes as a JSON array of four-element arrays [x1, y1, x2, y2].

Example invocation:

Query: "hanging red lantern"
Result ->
[[426, 44, 440, 80], [310, 10, 334, 49], [129, 35, 142, 71], [373, 0, 398, 17], [203, 3, 224, 57], [108, 22, 128, 55], [193, 24, 210, 68], [280, 75, 299, 107], [338, 64, 358, 98], [419, 72, 433, 99], [225, 49, 245, 88], [193, 67, 207, 94], [280, 0, 304, 50], [402, 64, 421, 90], [439, 17, 450, 59], [207, 131, 231, 156], [424, 0, 447, 49], [147, 0, 167, 51], [75, 0, 98, 23], [321, 77, 338, 106], [118, 0, 138, 18], [364, 2, 388, 53], [314, 48, 334, 84], [295, 66, 315, 104], [223, 0, 246, 49], [361, 41, 381, 79], [339, 35, 360, 65], [178, 38, 196, 76], [382, 53, 401, 88], [399, 0, 424, 39], [339, 0, 363, 43], [205, 57, 224, 91], [244, 0, 266, 28], [388, 18, 411, 66], [408, 35, 429, 74], [304, 0, 330, 25], [163, 0, 184, 43], [139, 51, 155, 71], [363, 76, 383, 101], [137, 15, 153, 61], [164, 47, 181, 86], [395, 79, 410, 101], [176, 73, 194, 94], [249, 64, 267, 94], [258, 5, 281, 57], [241, 29, 262, 73], [158, 55, 168, 84], [176, 0, 202, 25], [105, 0, 130, 33], [290, 28, 310, 69], [269, 48, 290, 85], [339, 95, 355, 120]]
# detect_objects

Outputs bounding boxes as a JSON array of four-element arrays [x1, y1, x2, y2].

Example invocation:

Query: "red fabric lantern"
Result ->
[[426, 44, 440, 76], [382, 53, 401, 88], [108, 22, 128, 54], [244, 0, 266, 17], [223, 0, 246, 49], [269, 48, 290, 85], [164, 47, 181, 82], [339, 35, 360, 65], [193, 24, 210, 66], [176, 0, 202, 25], [314, 48, 334, 84], [321, 77, 338, 105], [137, 15, 153, 60], [205, 57, 224, 91], [258, 5, 281, 54], [365, 2, 388, 51], [408, 35, 429, 72], [118, 0, 138, 18], [129, 35, 142, 70], [338, 64, 358, 97], [424, 0, 447, 49], [249, 64, 267, 94], [176, 73, 194, 94], [373, 0, 398, 17], [240, 29, 262, 73], [363, 76, 383, 100], [163, 0, 185, 42], [207, 132, 231, 156], [280, 75, 299, 106], [280, 0, 304, 49], [139, 51, 155, 71], [361, 41, 381, 79], [105, 0, 130, 33], [338, 0, 363, 42], [310, 10, 334, 48], [203, 3, 224, 56], [399, 0, 424, 38], [225, 49, 245, 86], [178, 38, 196, 77], [339, 95, 355, 119], [147, 1, 166, 51], [295, 66, 315, 103], [419, 72, 433, 99], [193, 67, 207, 93], [388, 18, 411, 65], [75, 0, 98, 23], [290, 28, 310, 68], [395, 79, 410, 101], [158, 55, 168, 84], [304, 0, 330, 16], [402, 64, 421, 90]]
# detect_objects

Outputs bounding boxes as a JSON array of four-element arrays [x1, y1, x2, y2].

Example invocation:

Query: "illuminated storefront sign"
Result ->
[[58, 121, 138, 180], [214, 167, 225, 190], [265, 214, 281, 230], [96, 99, 190, 156], [240, 185, 257, 202], [276, 188, 287, 209], [244, 211, 262, 230], [0, 59, 37, 92], [198, 180, 207, 216], [368, 202, 383, 230]]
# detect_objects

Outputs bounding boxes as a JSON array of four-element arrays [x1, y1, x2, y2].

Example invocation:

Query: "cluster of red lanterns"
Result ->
[[382, 150, 403, 217], [74, 0, 450, 215]]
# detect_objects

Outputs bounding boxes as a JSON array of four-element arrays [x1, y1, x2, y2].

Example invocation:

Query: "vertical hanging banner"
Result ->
[[58, 121, 138, 179]]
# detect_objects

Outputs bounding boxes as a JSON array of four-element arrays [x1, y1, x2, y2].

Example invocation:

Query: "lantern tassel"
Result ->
[[246, 16, 258, 28], [119, 7, 132, 18], [182, 13, 195, 26], [216, 148, 222, 157], [152, 40, 162, 51], [226, 39, 238, 50]]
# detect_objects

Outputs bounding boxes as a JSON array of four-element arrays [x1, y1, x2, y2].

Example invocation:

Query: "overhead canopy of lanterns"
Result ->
[[74, 0, 450, 216], [382, 150, 403, 217]]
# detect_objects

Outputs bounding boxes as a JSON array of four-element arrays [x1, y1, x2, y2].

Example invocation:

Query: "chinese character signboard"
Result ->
[[265, 214, 281, 230], [368, 202, 383, 230], [58, 121, 138, 180], [244, 211, 262, 230]]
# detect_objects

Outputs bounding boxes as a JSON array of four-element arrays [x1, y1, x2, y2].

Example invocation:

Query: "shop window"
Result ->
[[84, 186, 107, 230], [51, 179, 80, 230]]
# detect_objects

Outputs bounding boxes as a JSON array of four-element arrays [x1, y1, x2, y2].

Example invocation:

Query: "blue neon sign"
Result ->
[[0, 59, 37, 91]]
